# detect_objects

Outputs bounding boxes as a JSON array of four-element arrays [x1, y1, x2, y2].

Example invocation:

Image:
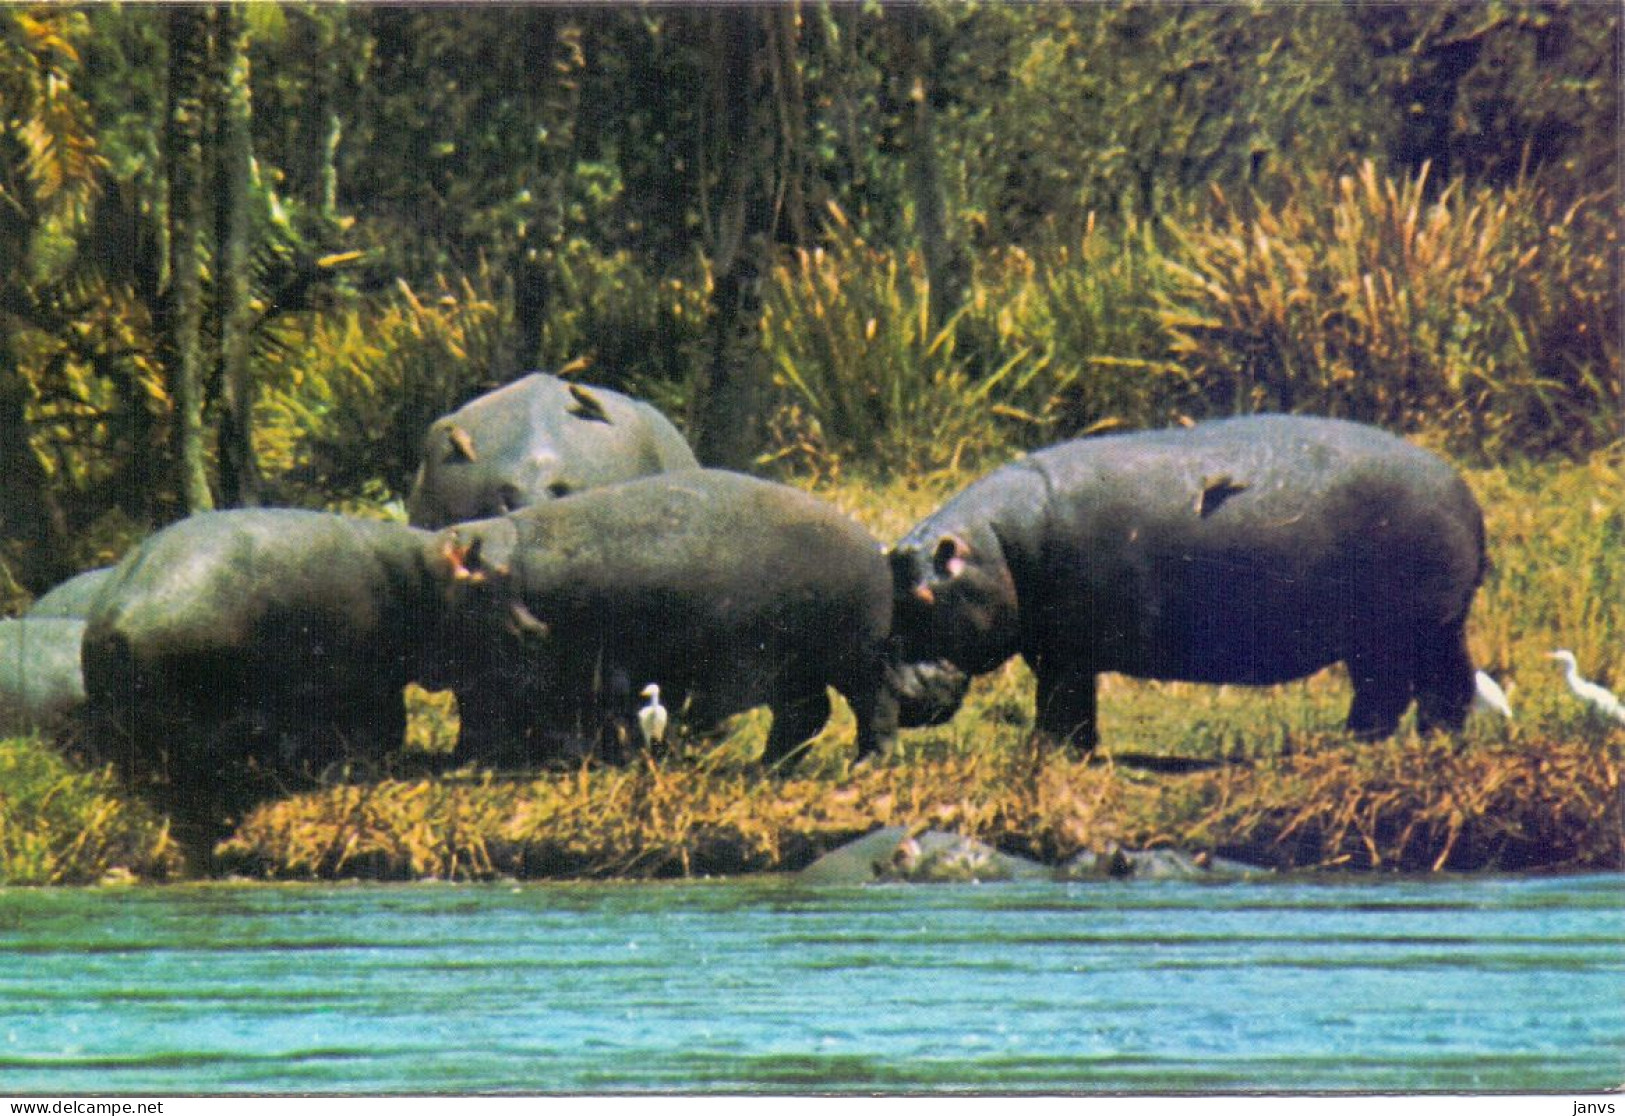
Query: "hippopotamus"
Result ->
[[80, 509, 454, 839], [26, 567, 114, 619], [887, 415, 1486, 753], [405, 371, 700, 528], [0, 618, 87, 736], [432, 469, 927, 769]]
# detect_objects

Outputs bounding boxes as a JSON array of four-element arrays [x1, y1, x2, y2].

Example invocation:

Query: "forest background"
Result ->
[[0, 2, 1620, 879], [1, 1, 1618, 597]]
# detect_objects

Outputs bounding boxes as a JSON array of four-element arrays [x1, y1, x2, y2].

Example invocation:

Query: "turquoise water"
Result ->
[[0, 874, 1619, 1094]]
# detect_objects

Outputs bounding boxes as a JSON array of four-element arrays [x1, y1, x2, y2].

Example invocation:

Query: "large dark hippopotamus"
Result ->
[[0, 618, 87, 736], [432, 469, 930, 769], [80, 509, 454, 839], [887, 415, 1486, 753], [26, 567, 114, 619], [405, 371, 700, 528]]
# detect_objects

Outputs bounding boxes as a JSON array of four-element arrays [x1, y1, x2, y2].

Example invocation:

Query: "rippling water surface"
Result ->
[[0, 874, 1619, 1094]]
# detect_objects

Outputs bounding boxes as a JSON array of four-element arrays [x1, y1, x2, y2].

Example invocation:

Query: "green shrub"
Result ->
[[1157, 162, 1621, 459], [759, 205, 1187, 476], [255, 270, 508, 508]]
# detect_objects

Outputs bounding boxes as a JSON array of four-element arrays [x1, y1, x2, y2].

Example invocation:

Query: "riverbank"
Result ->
[[213, 728, 1619, 881], [1, 451, 1620, 884]]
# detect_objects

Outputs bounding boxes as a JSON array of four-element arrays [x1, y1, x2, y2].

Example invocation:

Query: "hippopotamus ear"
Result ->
[[446, 424, 478, 463], [932, 535, 970, 580]]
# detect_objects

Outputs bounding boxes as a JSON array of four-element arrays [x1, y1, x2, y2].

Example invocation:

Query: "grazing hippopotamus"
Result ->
[[26, 567, 114, 619], [80, 509, 454, 839], [887, 415, 1486, 753], [0, 618, 87, 736], [405, 371, 699, 528], [433, 470, 912, 769]]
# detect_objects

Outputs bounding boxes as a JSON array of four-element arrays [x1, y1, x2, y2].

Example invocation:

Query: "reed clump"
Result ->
[[1158, 162, 1619, 460]]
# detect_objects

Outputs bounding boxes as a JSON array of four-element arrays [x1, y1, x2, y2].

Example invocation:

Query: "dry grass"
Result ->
[[217, 730, 1619, 881]]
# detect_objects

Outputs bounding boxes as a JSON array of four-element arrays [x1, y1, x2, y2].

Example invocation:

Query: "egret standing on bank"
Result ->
[[1470, 670, 1514, 720], [1547, 650, 1625, 726], [638, 683, 668, 748]]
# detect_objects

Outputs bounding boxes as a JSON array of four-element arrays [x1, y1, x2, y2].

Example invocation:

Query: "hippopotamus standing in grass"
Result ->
[[0, 618, 87, 736], [26, 567, 114, 619], [80, 509, 454, 840], [433, 470, 920, 769], [887, 415, 1486, 753], [405, 371, 699, 528]]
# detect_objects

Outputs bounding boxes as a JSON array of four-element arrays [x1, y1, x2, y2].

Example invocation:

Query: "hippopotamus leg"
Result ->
[[1345, 642, 1415, 739], [1412, 622, 1475, 734], [844, 674, 900, 764], [452, 682, 537, 768], [1032, 658, 1100, 755], [761, 689, 832, 768], [332, 693, 408, 776]]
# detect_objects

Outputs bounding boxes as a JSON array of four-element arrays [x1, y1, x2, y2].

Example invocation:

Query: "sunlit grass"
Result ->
[[0, 735, 182, 884]]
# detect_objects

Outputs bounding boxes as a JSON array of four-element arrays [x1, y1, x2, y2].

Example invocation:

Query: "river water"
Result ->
[[0, 873, 1619, 1094]]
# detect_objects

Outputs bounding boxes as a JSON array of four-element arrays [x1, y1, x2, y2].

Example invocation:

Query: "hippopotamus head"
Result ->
[[888, 527, 1021, 678], [405, 373, 700, 529], [424, 515, 559, 693], [886, 654, 971, 728]]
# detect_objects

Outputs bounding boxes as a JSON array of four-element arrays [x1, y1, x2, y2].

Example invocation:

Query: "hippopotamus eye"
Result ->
[[546, 480, 573, 499]]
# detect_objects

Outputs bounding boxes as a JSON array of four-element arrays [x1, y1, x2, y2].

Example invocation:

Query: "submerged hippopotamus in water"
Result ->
[[431, 469, 965, 769], [405, 371, 699, 528], [79, 509, 456, 840], [887, 415, 1486, 753]]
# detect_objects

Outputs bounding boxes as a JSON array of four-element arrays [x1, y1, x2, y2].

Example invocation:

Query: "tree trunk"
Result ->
[[694, 8, 784, 471], [215, 3, 260, 507], [0, 332, 69, 594], [509, 17, 584, 376], [889, 6, 964, 331], [163, 5, 215, 515]]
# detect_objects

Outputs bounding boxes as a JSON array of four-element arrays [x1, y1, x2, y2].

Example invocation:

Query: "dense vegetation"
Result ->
[[0, 2, 1618, 881]]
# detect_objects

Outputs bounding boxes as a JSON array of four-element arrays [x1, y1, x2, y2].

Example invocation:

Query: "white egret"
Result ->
[[1470, 670, 1514, 720], [1547, 650, 1625, 726], [637, 683, 668, 747]]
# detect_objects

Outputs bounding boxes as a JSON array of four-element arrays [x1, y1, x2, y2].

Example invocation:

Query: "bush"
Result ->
[[255, 270, 508, 508], [759, 205, 1189, 477], [1157, 162, 1621, 460]]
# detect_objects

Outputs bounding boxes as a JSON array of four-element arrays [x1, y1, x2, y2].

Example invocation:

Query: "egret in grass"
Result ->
[[1547, 650, 1625, 726], [638, 683, 668, 748], [1470, 670, 1514, 720]]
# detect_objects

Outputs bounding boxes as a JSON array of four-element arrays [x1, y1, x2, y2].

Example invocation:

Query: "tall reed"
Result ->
[[1157, 162, 1620, 459]]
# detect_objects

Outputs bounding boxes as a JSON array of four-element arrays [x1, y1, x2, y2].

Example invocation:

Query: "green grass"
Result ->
[[4, 452, 1619, 883]]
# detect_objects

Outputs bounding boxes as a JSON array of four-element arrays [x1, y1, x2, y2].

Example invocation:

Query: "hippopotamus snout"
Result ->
[[888, 657, 971, 728]]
